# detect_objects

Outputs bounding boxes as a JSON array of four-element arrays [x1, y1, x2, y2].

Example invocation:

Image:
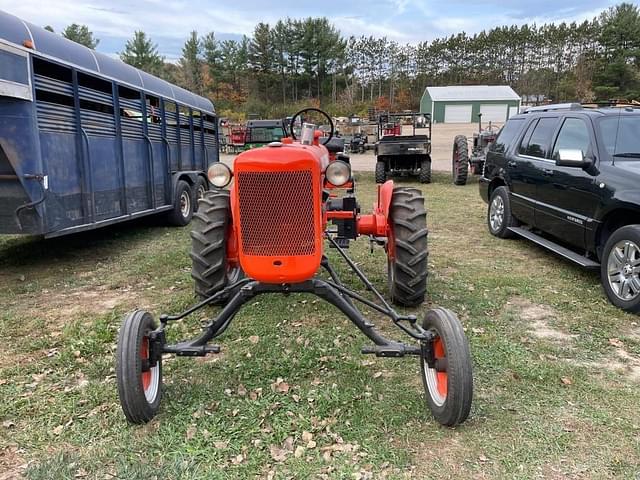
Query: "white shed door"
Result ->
[[444, 104, 472, 123], [480, 104, 508, 123], [508, 106, 519, 118]]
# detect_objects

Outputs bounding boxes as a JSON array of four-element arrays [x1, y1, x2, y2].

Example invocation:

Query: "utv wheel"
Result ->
[[420, 308, 473, 427], [452, 135, 469, 185], [487, 186, 518, 239], [419, 158, 432, 184], [375, 160, 386, 184], [167, 180, 194, 226], [116, 310, 162, 424], [601, 225, 640, 312], [190, 189, 243, 304], [193, 176, 209, 212], [387, 187, 428, 306]]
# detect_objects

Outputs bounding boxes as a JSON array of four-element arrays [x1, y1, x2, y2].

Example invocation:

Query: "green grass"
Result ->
[[1, 173, 639, 479]]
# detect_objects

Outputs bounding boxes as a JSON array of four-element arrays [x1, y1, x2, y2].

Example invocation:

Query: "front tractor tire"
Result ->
[[452, 135, 469, 185], [190, 189, 242, 304], [375, 160, 386, 184], [387, 187, 428, 307], [116, 310, 163, 424], [420, 308, 473, 426]]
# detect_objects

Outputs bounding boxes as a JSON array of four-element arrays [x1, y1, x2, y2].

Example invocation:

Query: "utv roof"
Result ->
[[0, 9, 215, 114]]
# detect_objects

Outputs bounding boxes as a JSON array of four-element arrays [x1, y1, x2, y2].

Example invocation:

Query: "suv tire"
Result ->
[[487, 186, 518, 238], [601, 225, 640, 313]]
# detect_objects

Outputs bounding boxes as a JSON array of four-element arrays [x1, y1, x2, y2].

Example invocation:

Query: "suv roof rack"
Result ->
[[522, 103, 583, 114]]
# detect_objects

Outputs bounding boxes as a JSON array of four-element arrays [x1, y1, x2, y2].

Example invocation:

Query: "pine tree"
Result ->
[[179, 31, 203, 95], [62, 24, 99, 49], [120, 31, 164, 76]]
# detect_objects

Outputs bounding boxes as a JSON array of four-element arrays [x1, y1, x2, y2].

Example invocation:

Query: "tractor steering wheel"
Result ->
[[289, 108, 334, 146]]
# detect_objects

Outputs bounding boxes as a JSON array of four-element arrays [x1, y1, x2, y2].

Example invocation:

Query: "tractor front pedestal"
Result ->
[[116, 238, 473, 428]]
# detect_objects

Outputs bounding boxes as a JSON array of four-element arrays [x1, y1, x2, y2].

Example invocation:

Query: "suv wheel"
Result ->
[[601, 225, 640, 312], [487, 186, 518, 238]]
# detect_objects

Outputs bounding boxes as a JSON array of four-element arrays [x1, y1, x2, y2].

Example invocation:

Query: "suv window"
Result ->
[[519, 117, 558, 158], [552, 118, 591, 159], [491, 118, 524, 153]]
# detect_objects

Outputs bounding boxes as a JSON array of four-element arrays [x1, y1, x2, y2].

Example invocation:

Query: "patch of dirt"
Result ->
[[507, 298, 577, 344], [565, 348, 640, 383], [0, 445, 26, 480], [27, 285, 155, 327]]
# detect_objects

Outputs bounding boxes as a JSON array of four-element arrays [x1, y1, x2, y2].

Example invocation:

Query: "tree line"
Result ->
[[50, 2, 640, 119]]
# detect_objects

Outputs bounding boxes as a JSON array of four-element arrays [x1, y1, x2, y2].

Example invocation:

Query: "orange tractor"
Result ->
[[116, 108, 473, 427]]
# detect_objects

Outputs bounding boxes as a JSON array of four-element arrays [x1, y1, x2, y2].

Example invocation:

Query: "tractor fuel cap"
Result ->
[[268, 141, 283, 147]]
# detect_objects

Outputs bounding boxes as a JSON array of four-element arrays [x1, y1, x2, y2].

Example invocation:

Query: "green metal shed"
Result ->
[[420, 85, 521, 123]]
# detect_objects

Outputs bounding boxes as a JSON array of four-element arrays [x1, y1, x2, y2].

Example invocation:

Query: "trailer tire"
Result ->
[[420, 307, 473, 426], [387, 187, 428, 306], [452, 135, 469, 185], [419, 158, 431, 184], [167, 180, 194, 226], [193, 176, 209, 212], [375, 160, 386, 184], [190, 189, 243, 304], [116, 310, 162, 424]]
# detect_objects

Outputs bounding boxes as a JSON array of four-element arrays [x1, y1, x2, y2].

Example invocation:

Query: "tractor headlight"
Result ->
[[207, 163, 232, 188], [325, 161, 351, 186]]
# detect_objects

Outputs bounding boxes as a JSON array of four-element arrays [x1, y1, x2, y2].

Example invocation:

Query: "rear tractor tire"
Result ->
[[387, 187, 428, 307], [190, 189, 243, 305], [420, 307, 473, 426], [375, 160, 386, 184], [419, 158, 432, 184], [452, 135, 469, 185]]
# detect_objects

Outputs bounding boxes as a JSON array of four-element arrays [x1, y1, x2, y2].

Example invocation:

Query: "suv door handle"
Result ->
[[542, 168, 554, 176], [507, 160, 517, 167]]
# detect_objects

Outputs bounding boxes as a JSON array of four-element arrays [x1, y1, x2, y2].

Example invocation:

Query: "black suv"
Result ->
[[479, 103, 640, 312]]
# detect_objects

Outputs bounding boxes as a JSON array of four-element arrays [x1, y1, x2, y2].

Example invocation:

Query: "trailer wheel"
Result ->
[[193, 176, 209, 212], [375, 160, 386, 184], [387, 187, 428, 306], [420, 307, 473, 427], [116, 310, 163, 424], [419, 158, 431, 184], [452, 135, 469, 185], [167, 180, 194, 226], [190, 189, 243, 304]]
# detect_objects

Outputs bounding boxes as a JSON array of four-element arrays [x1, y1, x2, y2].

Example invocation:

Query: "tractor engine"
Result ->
[[231, 138, 329, 284]]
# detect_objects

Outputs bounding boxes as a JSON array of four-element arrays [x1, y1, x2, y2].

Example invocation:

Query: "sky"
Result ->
[[0, 0, 628, 60]]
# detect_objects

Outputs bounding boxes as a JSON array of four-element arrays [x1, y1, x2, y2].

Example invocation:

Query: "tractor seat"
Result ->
[[324, 137, 345, 154]]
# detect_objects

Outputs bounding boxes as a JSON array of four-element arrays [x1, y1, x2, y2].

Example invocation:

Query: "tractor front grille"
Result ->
[[237, 170, 317, 256]]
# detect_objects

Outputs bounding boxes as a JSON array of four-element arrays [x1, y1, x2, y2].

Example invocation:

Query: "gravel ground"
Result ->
[[220, 122, 499, 174]]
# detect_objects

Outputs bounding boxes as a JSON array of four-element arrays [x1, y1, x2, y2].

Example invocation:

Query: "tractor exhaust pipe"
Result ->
[[477, 113, 483, 134]]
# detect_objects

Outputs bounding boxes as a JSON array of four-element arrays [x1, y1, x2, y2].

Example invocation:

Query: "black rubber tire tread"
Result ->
[[193, 176, 209, 212], [419, 158, 432, 184], [452, 135, 469, 185], [116, 310, 162, 424], [388, 187, 428, 306], [375, 160, 386, 184], [167, 180, 193, 226], [420, 307, 473, 427], [487, 186, 518, 239], [190, 189, 240, 302], [600, 225, 640, 313]]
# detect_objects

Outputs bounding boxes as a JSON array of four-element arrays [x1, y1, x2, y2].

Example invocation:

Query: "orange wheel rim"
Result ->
[[433, 337, 448, 399], [140, 336, 151, 391]]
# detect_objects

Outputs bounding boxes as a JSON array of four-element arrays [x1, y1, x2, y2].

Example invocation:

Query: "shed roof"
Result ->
[[0, 9, 214, 114], [426, 85, 520, 102]]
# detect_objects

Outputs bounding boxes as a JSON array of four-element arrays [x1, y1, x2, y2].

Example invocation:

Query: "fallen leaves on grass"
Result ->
[[271, 377, 290, 393]]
